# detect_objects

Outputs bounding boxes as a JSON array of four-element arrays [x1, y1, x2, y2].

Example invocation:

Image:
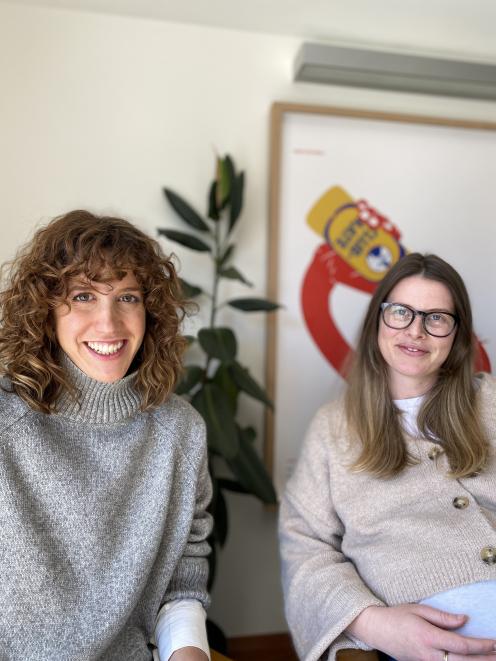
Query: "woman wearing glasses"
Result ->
[[280, 253, 496, 661]]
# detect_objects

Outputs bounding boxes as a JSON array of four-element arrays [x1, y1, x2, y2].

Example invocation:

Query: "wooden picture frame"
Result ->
[[265, 101, 496, 496]]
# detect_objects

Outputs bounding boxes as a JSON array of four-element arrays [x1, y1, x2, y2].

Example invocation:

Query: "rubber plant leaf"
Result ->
[[198, 327, 237, 364], [212, 364, 239, 413], [207, 181, 220, 221], [217, 477, 249, 494], [227, 297, 280, 312], [157, 229, 211, 252], [219, 243, 235, 267], [211, 486, 228, 548], [179, 278, 203, 298], [229, 361, 273, 409], [216, 156, 232, 209], [242, 426, 257, 443], [191, 383, 239, 459], [229, 171, 244, 233], [163, 188, 210, 232], [219, 266, 253, 287], [228, 425, 277, 504], [175, 365, 204, 396]]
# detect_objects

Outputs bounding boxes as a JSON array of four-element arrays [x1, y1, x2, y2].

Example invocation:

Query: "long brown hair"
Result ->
[[345, 253, 489, 478], [0, 209, 188, 413]]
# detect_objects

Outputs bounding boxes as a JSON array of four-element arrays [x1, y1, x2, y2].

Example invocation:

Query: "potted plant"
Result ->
[[158, 154, 278, 650]]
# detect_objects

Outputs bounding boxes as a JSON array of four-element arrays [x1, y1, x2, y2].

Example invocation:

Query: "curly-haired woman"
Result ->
[[0, 210, 211, 661], [280, 253, 496, 661]]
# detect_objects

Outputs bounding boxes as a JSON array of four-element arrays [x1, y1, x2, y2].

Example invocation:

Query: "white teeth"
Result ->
[[87, 341, 124, 355]]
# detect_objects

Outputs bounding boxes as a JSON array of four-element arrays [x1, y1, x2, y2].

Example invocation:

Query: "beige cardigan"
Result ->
[[279, 374, 496, 661]]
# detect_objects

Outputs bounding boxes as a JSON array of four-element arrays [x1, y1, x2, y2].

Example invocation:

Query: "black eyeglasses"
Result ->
[[380, 302, 458, 338]]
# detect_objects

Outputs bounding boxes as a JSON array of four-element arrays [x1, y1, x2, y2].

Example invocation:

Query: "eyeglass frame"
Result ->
[[379, 302, 458, 338]]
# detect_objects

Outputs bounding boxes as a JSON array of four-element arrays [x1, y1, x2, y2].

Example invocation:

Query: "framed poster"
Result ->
[[265, 102, 496, 496]]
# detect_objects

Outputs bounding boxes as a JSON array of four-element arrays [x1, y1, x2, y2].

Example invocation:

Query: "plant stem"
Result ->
[[210, 219, 221, 329], [205, 215, 221, 377]]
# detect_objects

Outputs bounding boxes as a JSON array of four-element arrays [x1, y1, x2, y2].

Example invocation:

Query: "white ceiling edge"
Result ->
[[3, 0, 496, 63]]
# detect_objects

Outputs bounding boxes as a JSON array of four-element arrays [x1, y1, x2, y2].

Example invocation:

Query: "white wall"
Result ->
[[1, 1, 496, 636]]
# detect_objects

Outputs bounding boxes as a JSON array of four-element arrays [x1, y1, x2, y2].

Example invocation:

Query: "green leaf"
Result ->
[[219, 244, 235, 267], [212, 364, 239, 413], [228, 426, 277, 504], [163, 188, 210, 232], [229, 171, 244, 232], [216, 156, 232, 208], [211, 486, 228, 547], [207, 181, 220, 221], [179, 277, 203, 298], [184, 335, 196, 346], [224, 155, 235, 182], [163, 189, 210, 232], [227, 297, 280, 312], [175, 365, 204, 395], [192, 383, 239, 459], [217, 477, 249, 494], [219, 266, 253, 287], [229, 361, 273, 409], [198, 327, 237, 364], [242, 426, 256, 443], [157, 228, 211, 252]]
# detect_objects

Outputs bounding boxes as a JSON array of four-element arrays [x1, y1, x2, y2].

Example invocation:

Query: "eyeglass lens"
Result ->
[[383, 304, 455, 336]]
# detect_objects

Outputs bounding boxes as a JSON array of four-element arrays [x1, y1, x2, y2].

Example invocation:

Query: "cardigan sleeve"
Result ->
[[279, 406, 384, 661], [163, 431, 213, 609]]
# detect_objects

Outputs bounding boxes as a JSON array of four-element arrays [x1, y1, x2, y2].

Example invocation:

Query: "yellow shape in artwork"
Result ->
[[307, 185, 401, 282]]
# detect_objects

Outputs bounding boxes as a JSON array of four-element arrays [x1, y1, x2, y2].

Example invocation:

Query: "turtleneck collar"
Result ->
[[55, 352, 142, 423]]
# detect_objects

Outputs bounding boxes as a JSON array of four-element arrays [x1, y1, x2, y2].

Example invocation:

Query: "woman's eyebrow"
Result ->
[[114, 286, 142, 293], [67, 282, 142, 293], [395, 302, 454, 313], [67, 281, 93, 292]]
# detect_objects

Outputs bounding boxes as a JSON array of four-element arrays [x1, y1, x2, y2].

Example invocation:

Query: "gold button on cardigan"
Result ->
[[480, 546, 496, 565]]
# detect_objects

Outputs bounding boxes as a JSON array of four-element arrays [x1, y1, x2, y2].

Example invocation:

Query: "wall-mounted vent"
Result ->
[[294, 43, 496, 100]]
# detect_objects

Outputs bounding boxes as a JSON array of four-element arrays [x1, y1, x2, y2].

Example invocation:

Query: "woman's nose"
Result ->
[[406, 314, 426, 337], [95, 302, 121, 332]]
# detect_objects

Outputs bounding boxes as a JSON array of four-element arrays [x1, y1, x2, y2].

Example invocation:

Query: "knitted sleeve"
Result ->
[[164, 431, 213, 609], [279, 406, 384, 661]]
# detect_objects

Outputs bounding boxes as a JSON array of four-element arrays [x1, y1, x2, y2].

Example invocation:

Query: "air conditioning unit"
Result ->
[[294, 43, 496, 100]]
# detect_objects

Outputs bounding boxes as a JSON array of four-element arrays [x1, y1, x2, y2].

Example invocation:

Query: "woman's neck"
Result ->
[[388, 374, 436, 400]]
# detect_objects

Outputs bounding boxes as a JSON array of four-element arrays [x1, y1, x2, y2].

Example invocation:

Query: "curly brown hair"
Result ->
[[0, 209, 188, 413]]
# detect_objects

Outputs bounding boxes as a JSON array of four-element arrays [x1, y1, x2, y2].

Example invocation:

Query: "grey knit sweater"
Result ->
[[279, 373, 496, 661], [0, 356, 212, 660]]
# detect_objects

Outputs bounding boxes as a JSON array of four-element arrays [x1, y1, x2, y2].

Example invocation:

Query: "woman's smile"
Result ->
[[395, 342, 429, 356], [85, 340, 126, 356]]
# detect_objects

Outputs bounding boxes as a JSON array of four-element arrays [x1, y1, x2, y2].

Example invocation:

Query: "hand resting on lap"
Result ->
[[347, 604, 496, 660]]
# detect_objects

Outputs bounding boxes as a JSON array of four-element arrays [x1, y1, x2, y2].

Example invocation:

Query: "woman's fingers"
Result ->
[[414, 605, 496, 658], [413, 604, 468, 630], [437, 629, 496, 656], [444, 656, 496, 661]]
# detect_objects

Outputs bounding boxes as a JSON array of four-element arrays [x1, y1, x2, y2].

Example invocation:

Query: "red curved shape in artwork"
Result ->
[[474, 338, 491, 373], [301, 243, 491, 377]]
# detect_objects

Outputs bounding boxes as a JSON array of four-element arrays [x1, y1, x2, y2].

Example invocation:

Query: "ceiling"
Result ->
[[4, 0, 496, 59]]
